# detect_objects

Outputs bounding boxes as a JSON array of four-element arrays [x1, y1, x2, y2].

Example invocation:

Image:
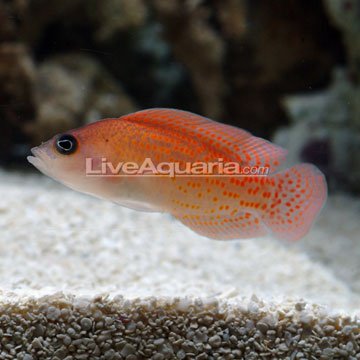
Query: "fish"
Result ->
[[27, 108, 327, 242]]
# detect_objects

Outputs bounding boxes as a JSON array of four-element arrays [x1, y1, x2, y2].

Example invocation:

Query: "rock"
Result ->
[[26, 53, 136, 144], [324, 0, 360, 131], [151, 0, 226, 120], [151, 0, 343, 137], [85, 0, 147, 42], [274, 69, 360, 193], [324, 0, 360, 80], [0, 0, 348, 168]]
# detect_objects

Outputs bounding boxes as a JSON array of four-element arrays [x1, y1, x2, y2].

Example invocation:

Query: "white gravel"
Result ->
[[0, 169, 359, 310]]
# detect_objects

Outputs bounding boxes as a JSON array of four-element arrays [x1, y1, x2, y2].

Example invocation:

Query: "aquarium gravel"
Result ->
[[0, 170, 360, 359]]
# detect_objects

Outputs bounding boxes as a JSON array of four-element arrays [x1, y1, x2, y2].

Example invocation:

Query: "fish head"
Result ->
[[27, 122, 117, 196]]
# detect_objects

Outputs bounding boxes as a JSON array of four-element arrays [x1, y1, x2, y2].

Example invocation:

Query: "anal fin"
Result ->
[[173, 210, 268, 240]]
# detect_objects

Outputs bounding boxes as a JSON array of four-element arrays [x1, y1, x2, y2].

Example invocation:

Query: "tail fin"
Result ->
[[259, 164, 327, 242]]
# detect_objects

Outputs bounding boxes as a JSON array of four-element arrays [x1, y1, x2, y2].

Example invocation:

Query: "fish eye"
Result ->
[[54, 134, 79, 156]]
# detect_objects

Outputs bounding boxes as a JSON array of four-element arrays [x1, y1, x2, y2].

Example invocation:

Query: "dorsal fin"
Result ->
[[122, 108, 287, 173]]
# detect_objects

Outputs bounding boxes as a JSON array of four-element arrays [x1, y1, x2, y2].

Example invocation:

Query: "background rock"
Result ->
[[26, 54, 136, 144], [1, 0, 359, 194], [150, 0, 343, 137], [274, 69, 359, 193], [272, 0, 360, 194]]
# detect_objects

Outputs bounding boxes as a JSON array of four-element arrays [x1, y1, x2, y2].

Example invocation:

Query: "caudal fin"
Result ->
[[259, 164, 327, 242]]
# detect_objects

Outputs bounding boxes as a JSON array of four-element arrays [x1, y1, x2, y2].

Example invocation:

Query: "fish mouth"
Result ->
[[27, 147, 51, 173]]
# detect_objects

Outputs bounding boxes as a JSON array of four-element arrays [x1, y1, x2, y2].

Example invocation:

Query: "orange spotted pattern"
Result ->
[[120, 108, 288, 173]]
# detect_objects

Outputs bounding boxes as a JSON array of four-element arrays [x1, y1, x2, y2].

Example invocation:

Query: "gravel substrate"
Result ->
[[0, 170, 359, 359], [1, 294, 360, 360]]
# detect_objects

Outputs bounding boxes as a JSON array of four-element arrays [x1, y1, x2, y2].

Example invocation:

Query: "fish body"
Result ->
[[28, 108, 327, 241]]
